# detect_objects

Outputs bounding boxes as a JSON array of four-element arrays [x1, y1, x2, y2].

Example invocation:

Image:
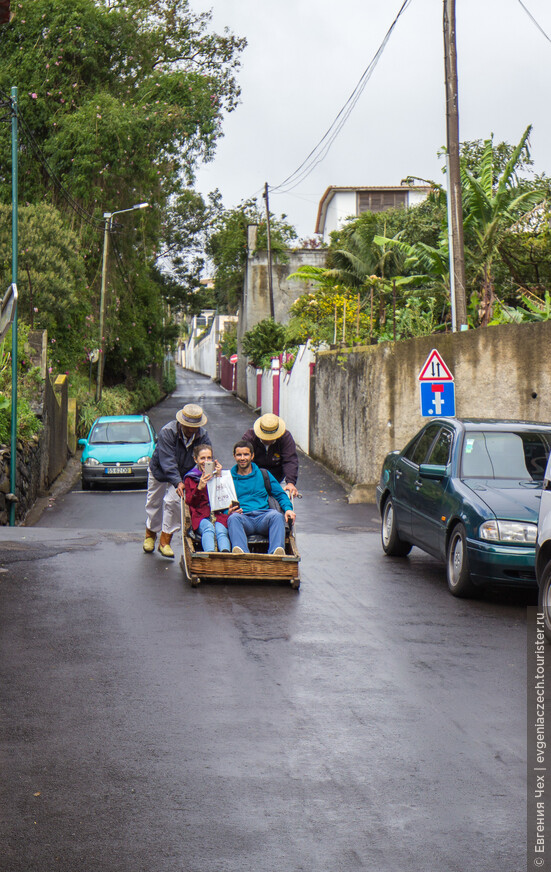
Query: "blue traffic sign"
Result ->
[[420, 381, 456, 417]]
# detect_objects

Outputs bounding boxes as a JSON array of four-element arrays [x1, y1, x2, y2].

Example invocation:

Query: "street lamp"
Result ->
[[95, 202, 149, 402]]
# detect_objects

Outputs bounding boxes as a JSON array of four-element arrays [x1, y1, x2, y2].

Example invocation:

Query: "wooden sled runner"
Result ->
[[180, 501, 301, 589]]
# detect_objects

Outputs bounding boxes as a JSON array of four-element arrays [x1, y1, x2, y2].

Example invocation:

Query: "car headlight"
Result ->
[[84, 457, 101, 467], [135, 456, 151, 465], [479, 519, 537, 544]]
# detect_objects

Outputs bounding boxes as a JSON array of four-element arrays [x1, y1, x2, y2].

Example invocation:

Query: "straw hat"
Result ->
[[176, 403, 207, 428], [253, 413, 286, 441]]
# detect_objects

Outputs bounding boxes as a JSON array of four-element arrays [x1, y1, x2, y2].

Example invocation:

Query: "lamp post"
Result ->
[[95, 202, 149, 402]]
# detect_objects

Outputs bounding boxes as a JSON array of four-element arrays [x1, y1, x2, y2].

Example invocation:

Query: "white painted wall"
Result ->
[[246, 343, 315, 454], [279, 342, 315, 453], [324, 191, 356, 238], [407, 189, 429, 206], [184, 314, 237, 379]]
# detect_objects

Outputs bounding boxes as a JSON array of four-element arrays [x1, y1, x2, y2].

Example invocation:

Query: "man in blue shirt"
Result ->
[[228, 440, 296, 555]]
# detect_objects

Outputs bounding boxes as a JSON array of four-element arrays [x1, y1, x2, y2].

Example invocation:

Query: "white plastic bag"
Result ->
[[207, 470, 237, 511]]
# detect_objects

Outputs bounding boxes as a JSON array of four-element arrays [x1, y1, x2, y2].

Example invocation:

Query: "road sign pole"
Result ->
[[9, 86, 18, 526]]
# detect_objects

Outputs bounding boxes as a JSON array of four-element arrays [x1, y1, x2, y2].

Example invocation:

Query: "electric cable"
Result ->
[[270, 0, 413, 195], [516, 0, 551, 42]]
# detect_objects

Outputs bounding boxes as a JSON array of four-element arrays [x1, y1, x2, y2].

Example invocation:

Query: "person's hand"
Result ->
[[176, 481, 185, 499], [198, 471, 211, 490], [284, 482, 299, 498], [227, 504, 242, 515], [214, 460, 223, 477], [285, 509, 296, 525]]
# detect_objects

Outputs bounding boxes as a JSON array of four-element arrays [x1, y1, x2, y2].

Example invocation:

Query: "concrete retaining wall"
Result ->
[[310, 322, 551, 501]]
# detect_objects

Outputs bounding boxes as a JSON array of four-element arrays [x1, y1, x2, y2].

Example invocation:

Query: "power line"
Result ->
[[270, 0, 413, 195], [517, 0, 551, 42]]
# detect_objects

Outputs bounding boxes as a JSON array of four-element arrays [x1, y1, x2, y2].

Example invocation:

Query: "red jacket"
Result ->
[[184, 470, 229, 531]]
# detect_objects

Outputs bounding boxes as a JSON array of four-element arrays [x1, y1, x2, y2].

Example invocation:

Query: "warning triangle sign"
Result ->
[[418, 349, 454, 382]]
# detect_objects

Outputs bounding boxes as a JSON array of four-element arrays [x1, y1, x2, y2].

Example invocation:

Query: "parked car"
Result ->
[[535, 456, 551, 641], [79, 415, 157, 490], [376, 418, 551, 597]]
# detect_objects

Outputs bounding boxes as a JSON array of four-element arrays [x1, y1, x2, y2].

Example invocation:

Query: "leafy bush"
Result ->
[[0, 395, 42, 445], [241, 318, 288, 368], [162, 362, 176, 395], [220, 322, 237, 358], [75, 377, 163, 437]]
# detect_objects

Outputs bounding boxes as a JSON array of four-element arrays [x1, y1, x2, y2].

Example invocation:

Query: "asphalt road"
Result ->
[[0, 368, 532, 872]]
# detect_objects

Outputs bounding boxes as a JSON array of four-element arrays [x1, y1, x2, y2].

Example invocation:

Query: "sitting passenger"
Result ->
[[228, 440, 296, 555], [184, 444, 231, 553]]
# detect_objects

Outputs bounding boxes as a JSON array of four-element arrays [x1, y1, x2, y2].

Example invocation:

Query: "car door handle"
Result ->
[[414, 479, 423, 489], [395, 470, 403, 479]]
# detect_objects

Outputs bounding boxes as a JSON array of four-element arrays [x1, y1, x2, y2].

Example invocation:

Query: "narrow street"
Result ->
[[0, 368, 530, 872]]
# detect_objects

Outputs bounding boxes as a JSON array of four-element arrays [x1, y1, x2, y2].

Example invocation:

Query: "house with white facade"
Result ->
[[315, 184, 431, 240]]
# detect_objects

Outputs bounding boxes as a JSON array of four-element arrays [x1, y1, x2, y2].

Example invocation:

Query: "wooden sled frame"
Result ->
[[179, 500, 300, 589]]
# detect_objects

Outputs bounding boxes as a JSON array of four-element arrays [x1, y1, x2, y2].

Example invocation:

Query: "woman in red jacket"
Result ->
[[184, 444, 231, 552]]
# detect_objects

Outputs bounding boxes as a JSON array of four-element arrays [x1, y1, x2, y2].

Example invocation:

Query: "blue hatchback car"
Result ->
[[376, 418, 551, 596], [79, 415, 157, 490]]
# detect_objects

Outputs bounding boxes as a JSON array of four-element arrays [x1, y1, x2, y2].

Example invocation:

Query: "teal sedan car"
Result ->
[[376, 419, 551, 597], [79, 415, 157, 490]]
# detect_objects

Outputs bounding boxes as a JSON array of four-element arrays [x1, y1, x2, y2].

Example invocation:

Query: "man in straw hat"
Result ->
[[242, 413, 299, 498], [143, 403, 210, 558]]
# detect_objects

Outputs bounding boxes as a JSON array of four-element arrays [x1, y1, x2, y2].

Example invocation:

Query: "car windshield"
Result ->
[[90, 421, 151, 445], [461, 430, 551, 481]]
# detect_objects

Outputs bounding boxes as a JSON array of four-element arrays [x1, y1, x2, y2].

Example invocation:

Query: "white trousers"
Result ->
[[144, 471, 181, 535]]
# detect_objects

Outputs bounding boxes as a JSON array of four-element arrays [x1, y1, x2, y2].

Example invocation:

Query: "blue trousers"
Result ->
[[227, 509, 285, 553], [197, 518, 231, 552]]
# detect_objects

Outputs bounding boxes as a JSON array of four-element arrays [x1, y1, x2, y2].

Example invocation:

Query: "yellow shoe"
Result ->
[[158, 543, 175, 558], [143, 536, 156, 553]]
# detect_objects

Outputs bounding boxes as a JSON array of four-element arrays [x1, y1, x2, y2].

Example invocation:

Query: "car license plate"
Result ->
[[105, 467, 132, 475]]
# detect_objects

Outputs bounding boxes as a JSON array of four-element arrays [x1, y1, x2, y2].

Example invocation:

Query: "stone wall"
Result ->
[[0, 362, 69, 524], [0, 434, 43, 524], [310, 322, 551, 501]]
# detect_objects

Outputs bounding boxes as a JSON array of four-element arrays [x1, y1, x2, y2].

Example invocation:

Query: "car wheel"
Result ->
[[446, 523, 477, 598], [538, 562, 551, 643], [381, 497, 412, 557], [81, 478, 91, 491]]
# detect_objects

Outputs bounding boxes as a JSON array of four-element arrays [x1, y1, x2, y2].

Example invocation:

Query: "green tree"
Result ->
[[460, 126, 545, 324], [0, 203, 93, 371], [0, 0, 245, 382], [206, 198, 297, 312]]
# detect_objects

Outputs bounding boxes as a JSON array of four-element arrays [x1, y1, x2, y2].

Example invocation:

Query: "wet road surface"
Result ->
[[0, 369, 531, 871]]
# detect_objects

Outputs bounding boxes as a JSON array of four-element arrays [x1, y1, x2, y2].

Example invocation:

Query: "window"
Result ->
[[404, 424, 441, 466], [91, 421, 152, 445], [461, 431, 551, 481], [427, 428, 453, 466], [357, 190, 407, 215]]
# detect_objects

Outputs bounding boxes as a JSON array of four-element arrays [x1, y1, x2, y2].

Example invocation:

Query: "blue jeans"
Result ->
[[197, 518, 231, 552], [227, 509, 285, 553]]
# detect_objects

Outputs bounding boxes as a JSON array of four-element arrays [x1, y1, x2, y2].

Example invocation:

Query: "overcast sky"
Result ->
[[194, 0, 551, 240]]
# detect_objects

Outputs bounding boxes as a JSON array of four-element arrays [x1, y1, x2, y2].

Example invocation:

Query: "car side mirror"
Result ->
[[419, 463, 448, 480], [78, 438, 87, 448]]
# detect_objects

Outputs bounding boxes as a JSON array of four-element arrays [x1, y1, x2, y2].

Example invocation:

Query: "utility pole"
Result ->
[[9, 86, 18, 526], [263, 182, 275, 319], [443, 0, 467, 330]]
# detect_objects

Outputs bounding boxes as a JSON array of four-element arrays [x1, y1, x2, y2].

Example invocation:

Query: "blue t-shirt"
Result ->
[[230, 463, 292, 514]]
